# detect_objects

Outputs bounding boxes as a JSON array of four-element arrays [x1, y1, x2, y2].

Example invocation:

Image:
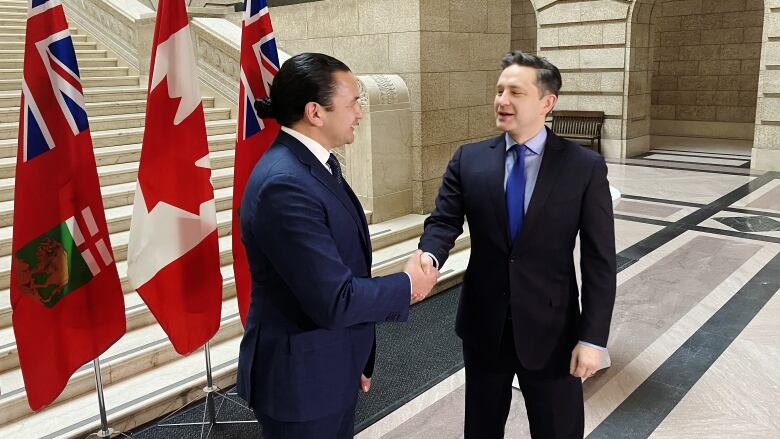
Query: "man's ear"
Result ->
[[303, 102, 324, 128], [543, 94, 557, 115]]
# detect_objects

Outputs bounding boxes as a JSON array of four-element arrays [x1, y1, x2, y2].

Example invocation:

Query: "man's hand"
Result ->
[[570, 343, 602, 379], [420, 253, 435, 275], [359, 374, 371, 393], [404, 250, 439, 303]]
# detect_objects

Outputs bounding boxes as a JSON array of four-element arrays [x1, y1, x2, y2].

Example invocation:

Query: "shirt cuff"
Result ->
[[578, 340, 606, 350], [423, 252, 439, 269], [405, 272, 413, 298]]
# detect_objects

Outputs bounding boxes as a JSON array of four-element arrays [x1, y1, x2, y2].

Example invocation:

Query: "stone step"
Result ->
[[0, 74, 138, 91], [0, 56, 116, 70], [0, 106, 231, 142], [0, 18, 26, 27], [0, 65, 129, 80], [0, 7, 27, 16], [0, 277, 243, 426], [0, 118, 235, 157], [0, 246, 469, 438], [0, 26, 78, 36], [0, 86, 146, 107], [0, 47, 106, 60], [0, 214, 430, 328], [0, 31, 86, 43], [0, 95, 215, 123], [0, 157, 236, 204], [0, 39, 96, 51]]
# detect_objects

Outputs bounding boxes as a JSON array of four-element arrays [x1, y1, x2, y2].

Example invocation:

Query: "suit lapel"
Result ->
[[277, 132, 371, 257], [486, 135, 512, 250], [512, 128, 567, 252]]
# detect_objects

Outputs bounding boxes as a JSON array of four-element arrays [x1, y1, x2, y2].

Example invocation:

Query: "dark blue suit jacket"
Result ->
[[236, 130, 411, 422], [420, 129, 616, 370]]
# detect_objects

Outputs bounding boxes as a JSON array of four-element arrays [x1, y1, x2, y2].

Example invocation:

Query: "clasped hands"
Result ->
[[404, 250, 439, 303]]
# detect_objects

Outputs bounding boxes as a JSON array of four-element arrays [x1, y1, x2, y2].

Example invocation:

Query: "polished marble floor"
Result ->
[[357, 140, 780, 439]]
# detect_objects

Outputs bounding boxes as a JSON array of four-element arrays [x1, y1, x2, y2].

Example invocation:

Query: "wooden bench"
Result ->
[[550, 110, 605, 154]]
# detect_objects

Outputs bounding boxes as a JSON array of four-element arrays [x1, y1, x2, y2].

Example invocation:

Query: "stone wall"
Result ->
[[511, 0, 537, 53], [649, 0, 763, 140], [270, 0, 510, 213]]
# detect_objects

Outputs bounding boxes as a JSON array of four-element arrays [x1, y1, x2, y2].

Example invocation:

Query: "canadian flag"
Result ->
[[127, 0, 222, 356]]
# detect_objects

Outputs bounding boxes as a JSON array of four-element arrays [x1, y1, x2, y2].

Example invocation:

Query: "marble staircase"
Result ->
[[0, 1, 470, 437]]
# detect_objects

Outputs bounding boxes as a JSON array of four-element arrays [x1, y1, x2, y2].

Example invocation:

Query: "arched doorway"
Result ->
[[511, 0, 537, 53]]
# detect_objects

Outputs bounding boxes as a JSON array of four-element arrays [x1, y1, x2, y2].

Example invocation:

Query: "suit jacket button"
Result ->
[[510, 257, 516, 263]]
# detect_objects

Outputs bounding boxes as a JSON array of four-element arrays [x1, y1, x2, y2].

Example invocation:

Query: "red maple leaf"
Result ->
[[136, 79, 213, 215]]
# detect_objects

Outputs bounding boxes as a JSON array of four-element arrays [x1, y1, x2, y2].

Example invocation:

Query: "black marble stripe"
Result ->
[[608, 160, 756, 176], [652, 148, 751, 158], [620, 194, 706, 209], [587, 253, 780, 439], [724, 207, 780, 219], [639, 151, 750, 164]]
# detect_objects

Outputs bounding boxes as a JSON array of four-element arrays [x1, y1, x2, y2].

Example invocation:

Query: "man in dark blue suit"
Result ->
[[419, 51, 617, 438], [237, 53, 439, 438]]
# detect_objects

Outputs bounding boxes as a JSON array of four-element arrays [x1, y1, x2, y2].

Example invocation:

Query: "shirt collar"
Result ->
[[505, 126, 547, 156], [282, 126, 331, 168]]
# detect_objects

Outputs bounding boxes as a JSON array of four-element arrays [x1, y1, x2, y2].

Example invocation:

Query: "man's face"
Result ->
[[494, 64, 555, 136], [320, 71, 363, 148]]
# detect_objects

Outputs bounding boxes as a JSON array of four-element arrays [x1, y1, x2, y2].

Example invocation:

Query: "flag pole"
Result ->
[[203, 342, 217, 425], [92, 358, 114, 438]]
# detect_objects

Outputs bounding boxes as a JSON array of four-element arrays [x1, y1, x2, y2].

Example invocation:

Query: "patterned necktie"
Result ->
[[327, 153, 343, 185], [505, 144, 526, 242]]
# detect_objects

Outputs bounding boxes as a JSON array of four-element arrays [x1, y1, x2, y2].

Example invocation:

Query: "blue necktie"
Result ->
[[505, 144, 526, 242]]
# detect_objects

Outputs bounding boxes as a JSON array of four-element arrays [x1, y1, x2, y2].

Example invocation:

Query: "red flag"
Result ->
[[127, 0, 222, 355], [10, 0, 125, 410], [233, 0, 281, 326]]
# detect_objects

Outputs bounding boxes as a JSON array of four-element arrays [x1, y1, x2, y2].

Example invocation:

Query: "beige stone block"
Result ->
[[722, 10, 763, 28], [652, 104, 676, 120], [279, 38, 335, 57], [559, 24, 602, 47], [764, 41, 780, 65], [656, 90, 697, 105], [694, 91, 718, 105], [421, 177, 444, 213], [603, 22, 627, 45], [700, 28, 744, 44], [468, 104, 498, 139], [752, 146, 780, 171], [601, 118, 622, 139], [451, 0, 488, 33], [631, 23, 651, 48], [420, 0, 450, 31], [679, 45, 719, 60], [677, 105, 717, 121], [537, 2, 580, 26], [420, 73, 450, 111], [717, 105, 755, 122], [741, 59, 760, 75], [603, 72, 626, 93], [652, 119, 754, 138], [738, 91, 759, 107], [628, 71, 649, 95], [708, 0, 751, 13], [759, 97, 780, 122], [698, 60, 741, 75], [419, 142, 456, 181], [659, 60, 699, 76], [720, 43, 762, 59], [388, 32, 421, 74], [652, 46, 680, 62], [627, 95, 650, 119], [488, 0, 512, 34], [420, 32, 471, 72], [411, 111, 423, 147], [358, 0, 420, 34], [332, 34, 389, 74], [450, 71, 488, 107], [667, 73, 716, 92], [420, 108, 470, 146], [635, 1, 654, 24], [738, 74, 759, 91], [554, 94, 579, 111], [679, 15, 703, 31], [398, 73, 422, 112], [367, 190, 413, 223], [578, 95, 623, 116], [307, 0, 359, 38], [660, 0, 704, 17], [743, 26, 764, 43], [561, 72, 601, 93], [626, 115, 651, 138], [660, 30, 701, 47], [767, 13, 780, 39], [485, 69, 501, 103], [754, 125, 780, 149], [759, 69, 780, 94], [654, 16, 681, 32], [537, 28, 559, 48], [580, 48, 625, 69], [469, 33, 511, 71], [580, 0, 629, 22], [714, 90, 740, 105], [718, 75, 742, 91], [539, 49, 580, 70], [268, 4, 309, 41], [652, 75, 679, 91]]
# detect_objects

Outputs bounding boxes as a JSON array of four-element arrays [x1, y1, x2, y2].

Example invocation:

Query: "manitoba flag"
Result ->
[[127, 0, 222, 355], [11, 0, 125, 411], [233, 0, 280, 326]]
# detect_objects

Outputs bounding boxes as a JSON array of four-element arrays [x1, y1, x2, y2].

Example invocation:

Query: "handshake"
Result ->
[[404, 250, 439, 303]]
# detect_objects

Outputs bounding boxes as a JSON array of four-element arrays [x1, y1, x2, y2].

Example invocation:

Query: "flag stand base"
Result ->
[[156, 342, 258, 439], [88, 358, 131, 439]]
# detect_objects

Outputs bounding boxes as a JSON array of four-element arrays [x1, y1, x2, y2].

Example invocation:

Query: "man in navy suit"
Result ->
[[418, 51, 617, 438], [237, 53, 439, 438]]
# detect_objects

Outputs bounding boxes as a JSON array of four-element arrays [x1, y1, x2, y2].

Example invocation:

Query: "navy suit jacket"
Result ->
[[236, 130, 411, 422], [419, 128, 616, 370]]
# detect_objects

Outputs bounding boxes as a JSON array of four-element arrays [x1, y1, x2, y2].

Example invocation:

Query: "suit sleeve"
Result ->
[[418, 145, 467, 268], [578, 157, 617, 347], [250, 173, 411, 330]]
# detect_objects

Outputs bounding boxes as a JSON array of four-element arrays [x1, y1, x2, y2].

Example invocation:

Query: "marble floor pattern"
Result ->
[[357, 149, 780, 439]]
